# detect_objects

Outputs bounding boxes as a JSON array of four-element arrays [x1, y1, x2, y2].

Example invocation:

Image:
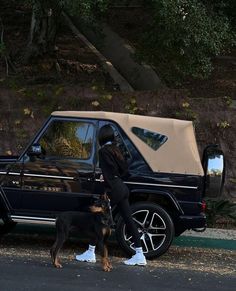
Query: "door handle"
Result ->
[[95, 174, 104, 182], [12, 180, 20, 185]]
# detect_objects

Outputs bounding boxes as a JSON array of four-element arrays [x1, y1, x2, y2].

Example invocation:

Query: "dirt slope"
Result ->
[[0, 3, 235, 200]]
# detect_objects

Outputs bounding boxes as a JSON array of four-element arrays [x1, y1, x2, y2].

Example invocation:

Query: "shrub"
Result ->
[[139, 0, 235, 84], [206, 198, 236, 228]]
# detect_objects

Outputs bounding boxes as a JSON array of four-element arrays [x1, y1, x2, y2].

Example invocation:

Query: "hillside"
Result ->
[[0, 2, 235, 200]]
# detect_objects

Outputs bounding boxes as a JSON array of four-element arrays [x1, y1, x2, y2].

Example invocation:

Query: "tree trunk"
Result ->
[[25, 0, 62, 62]]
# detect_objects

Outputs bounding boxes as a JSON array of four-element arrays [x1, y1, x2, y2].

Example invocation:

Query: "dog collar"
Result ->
[[104, 141, 112, 145]]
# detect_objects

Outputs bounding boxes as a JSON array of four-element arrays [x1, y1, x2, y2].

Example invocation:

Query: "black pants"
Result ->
[[116, 197, 141, 248], [108, 177, 141, 248], [90, 178, 141, 248]]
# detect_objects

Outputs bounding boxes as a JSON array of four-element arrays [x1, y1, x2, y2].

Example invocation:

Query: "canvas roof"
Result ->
[[52, 111, 204, 176]]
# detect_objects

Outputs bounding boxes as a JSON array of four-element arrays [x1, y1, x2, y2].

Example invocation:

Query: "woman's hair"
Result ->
[[98, 124, 124, 161], [98, 124, 115, 146]]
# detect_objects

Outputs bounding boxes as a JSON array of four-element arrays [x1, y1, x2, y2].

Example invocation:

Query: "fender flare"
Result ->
[[130, 188, 184, 215]]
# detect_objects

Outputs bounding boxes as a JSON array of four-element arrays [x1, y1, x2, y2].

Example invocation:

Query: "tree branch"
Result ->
[[4, 56, 9, 76], [0, 17, 16, 75]]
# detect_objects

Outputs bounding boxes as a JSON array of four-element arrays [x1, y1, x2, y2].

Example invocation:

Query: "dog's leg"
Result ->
[[101, 244, 112, 272], [51, 238, 64, 268], [103, 227, 112, 271], [51, 220, 68, 268], [98, 228, 112, 272]]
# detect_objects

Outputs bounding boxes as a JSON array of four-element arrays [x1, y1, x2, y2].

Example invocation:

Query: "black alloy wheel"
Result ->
[[115, 202, 175, 259]]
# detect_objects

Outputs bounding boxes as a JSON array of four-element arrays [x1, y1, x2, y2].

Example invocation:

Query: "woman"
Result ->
[[75, 124, 147, 266]]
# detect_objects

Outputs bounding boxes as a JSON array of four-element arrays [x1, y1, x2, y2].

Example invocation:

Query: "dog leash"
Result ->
[[107, 198, 115, 227]]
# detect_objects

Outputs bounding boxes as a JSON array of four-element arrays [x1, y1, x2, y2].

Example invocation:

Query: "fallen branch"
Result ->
[[62, 11, 134, 92]]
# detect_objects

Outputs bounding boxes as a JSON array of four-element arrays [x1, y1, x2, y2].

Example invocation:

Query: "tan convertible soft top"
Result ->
[[52, 111, 204, 176]]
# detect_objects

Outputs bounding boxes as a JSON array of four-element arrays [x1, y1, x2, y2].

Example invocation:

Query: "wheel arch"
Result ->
[[129, 188, 184, 216], [115, 200, 175, 259]]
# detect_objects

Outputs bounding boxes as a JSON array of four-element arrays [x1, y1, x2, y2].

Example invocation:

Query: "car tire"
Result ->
[[115, 202, 175, 259]]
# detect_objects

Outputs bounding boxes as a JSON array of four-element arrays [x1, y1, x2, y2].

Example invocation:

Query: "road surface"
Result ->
[[0, 229, 235, 291]]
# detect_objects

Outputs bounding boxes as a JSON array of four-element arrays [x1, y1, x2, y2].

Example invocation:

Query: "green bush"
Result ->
[[65, 0, 109, 22], [206, 199, 236, 228], [139, 0, 235, 84], [200, 0, 236, 26]]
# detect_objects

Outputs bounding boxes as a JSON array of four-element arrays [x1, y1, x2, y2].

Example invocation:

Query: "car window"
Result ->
[[98, 121, 132, 160], [131, 127, 168, 151], [38, 120, 94, 160]]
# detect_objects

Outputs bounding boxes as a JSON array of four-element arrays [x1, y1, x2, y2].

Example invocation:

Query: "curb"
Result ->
[[174, 228, 236, 250]]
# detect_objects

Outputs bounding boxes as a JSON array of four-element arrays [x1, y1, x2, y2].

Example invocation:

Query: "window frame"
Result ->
[[29, 117, 97, 162]]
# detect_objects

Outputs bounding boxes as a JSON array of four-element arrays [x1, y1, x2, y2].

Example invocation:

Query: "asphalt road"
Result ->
[[0, 227, 235, 291], [0, 255, 235, 291]]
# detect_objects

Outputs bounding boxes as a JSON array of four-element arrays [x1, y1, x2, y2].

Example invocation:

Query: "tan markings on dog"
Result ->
[[104, 245, 108, 258], [54, 257, 62, 269], [101, 244, 112, 272], [102, 257, 112, 272], [102, 227, 106, 236], [89, 206, 104, 213], [102, 227, 112, 236]]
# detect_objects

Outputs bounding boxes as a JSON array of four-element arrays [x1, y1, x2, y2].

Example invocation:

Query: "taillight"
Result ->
[[201, 200, 206, 212]]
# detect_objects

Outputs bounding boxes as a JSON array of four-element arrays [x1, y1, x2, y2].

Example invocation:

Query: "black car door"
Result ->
[[15, 117, 98, 218]]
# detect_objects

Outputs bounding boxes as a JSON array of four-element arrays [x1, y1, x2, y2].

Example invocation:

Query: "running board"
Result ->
[[11, 215, 56, 225]]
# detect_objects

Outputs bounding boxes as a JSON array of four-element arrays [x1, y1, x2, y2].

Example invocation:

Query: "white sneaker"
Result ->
[[75, 250, 96, 263], [124, 253, 147, 266]]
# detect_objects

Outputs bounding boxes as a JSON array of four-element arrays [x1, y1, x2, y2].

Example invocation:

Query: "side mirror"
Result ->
[[202, 144, 225, 198], [27, 144, 43, 157]]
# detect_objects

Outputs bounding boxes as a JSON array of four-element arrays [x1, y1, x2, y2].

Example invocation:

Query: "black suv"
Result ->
[[0, 111, 225, 258]]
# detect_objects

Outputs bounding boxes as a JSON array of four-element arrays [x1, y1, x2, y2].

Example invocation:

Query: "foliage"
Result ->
[[65, 0, 110, 22], [138, 0, 235, 84], [175, 101, 198, 122], [206, 198, 236, 227], [23, 0, 110, 22], [125, 97, 138, 114], [200, 0, 236, 26], [0, 42, 6, 57], [216, 120, 230, 129], [223, 96, 233, 107], [20, 0, 111, 59], [19, 0, 235, 82]]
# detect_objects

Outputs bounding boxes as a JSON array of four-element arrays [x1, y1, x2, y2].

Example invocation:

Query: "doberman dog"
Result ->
[[50, 195, 113, 272]]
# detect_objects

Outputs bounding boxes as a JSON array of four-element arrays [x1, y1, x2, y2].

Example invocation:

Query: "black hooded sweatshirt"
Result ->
[[98, 143, 129, 205]]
